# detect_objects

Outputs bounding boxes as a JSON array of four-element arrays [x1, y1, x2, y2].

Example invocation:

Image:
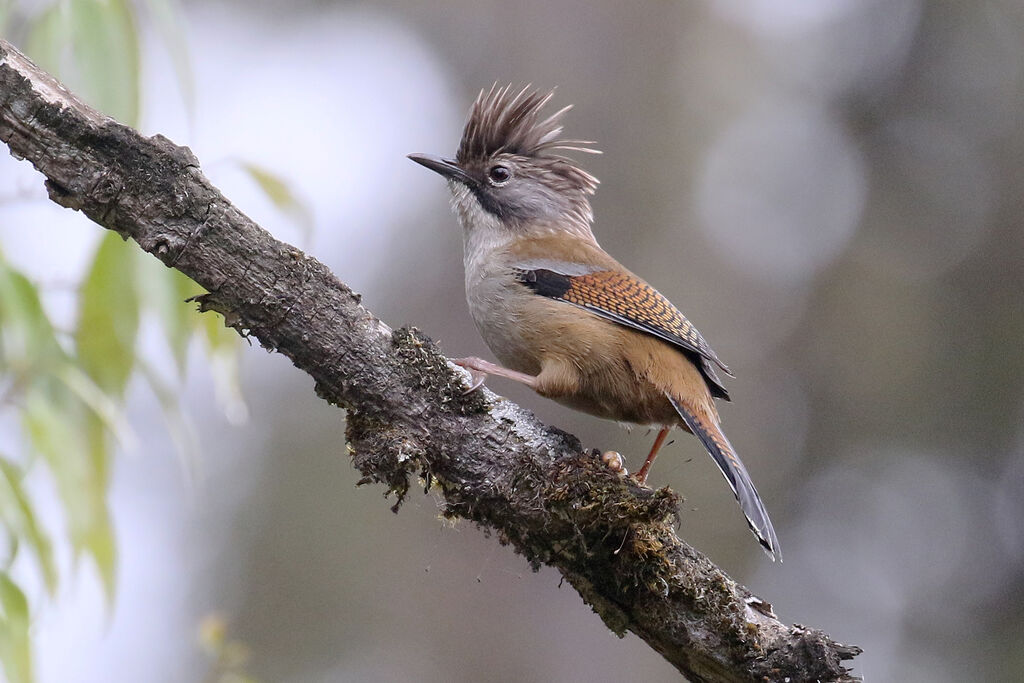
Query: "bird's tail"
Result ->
[[667, 394, 781, 561]]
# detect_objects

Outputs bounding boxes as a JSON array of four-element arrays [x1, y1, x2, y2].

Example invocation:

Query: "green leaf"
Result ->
[[239, 162, 313, 240], [75, 233, 139, 398], [0, 262, 63, 374], [168, 268, 204, 372], [203, 313, 247, 424], [23, 3, 73, 79], [81, 409, 116, 600], [139, 360, 199, 482], [203, 309, 238, 353], [0, 459, 56, 595], [137, 255, 204, 376], [55, 364, 135, 451], [0, 1, 12, 38], [22, 382, 116, 601], [239, 162, 294, 212], [0, 572, 33, 683], [69, 0, 141, 125], [25, 0, 142, 126]]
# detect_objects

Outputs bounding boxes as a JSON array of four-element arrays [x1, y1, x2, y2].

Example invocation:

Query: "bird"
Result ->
[[408, 85, 780, 560]]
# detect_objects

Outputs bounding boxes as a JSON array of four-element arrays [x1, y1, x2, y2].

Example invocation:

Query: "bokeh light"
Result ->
[[697, 100, 866, 283]]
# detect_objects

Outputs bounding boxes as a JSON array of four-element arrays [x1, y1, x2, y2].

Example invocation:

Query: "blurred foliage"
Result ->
[[25, 0, 140, 124], [238, 161, 314, 242], [0, 573, 31, 683], [198, 613, 260, 683], [0, 2, 306, 681]]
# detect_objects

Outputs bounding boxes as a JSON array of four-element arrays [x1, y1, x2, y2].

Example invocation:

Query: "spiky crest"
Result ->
[[457, 84, 600, 196]]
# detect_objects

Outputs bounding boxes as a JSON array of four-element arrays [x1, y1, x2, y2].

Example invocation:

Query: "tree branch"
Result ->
[[0, 40, 860, 682]]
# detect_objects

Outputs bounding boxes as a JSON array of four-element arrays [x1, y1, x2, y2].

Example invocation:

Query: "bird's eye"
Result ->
[[487, 165, 511, 185]]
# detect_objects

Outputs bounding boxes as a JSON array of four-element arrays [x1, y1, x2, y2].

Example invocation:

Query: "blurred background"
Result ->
[[1, 0, 1023, 681]]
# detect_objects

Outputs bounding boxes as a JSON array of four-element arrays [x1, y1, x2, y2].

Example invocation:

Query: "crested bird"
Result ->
[[409, 85, 780, 560]]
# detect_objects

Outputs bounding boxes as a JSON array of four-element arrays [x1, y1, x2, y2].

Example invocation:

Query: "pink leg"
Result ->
[[452, 356, 538, 394], [634, 427, 670, 485]]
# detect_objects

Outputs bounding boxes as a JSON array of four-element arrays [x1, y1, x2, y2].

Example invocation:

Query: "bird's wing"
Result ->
[[513, 266, 732, 399]]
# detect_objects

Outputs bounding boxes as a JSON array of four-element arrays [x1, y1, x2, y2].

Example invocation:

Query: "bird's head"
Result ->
[[409, 85, 600, 243]]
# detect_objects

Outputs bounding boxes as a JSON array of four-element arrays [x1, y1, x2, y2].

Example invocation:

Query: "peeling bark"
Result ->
[[0, 40, 860, 682]]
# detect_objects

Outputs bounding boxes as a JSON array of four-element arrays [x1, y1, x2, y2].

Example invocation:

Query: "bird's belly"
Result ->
[[480, 320, 542, 376], [516, 300, 684, 424], [550, 366, 680, 427]]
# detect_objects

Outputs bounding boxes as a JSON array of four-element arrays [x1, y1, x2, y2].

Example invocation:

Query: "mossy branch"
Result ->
[[0, 40, 860, 682]]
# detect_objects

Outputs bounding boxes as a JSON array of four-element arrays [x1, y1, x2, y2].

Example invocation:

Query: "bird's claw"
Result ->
[[462, 369, 487, 394], [452, 358, 488, 394], [601, 450, 628, 476]]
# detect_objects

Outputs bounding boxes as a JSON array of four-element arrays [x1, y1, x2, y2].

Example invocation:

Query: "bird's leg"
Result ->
[[452, 356, 538, 394], [634, 427, 671, 484]]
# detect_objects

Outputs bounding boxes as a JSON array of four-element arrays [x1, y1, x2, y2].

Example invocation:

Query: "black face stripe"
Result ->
[[470, 183, 507, 218]]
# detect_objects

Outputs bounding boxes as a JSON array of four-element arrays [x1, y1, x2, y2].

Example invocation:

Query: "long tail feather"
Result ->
[[667, 394, 781, 561]]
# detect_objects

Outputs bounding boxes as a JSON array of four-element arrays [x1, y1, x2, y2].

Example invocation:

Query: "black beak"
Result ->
[[407, 153, 471, 184]]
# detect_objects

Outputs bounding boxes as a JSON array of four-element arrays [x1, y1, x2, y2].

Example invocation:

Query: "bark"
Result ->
[[0, 40, 860, 682]]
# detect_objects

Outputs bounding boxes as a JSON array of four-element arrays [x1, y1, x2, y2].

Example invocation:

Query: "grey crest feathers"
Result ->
[[457, 85, 601, 197]]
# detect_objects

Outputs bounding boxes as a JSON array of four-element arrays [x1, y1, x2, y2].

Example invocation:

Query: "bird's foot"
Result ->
[[600, 450, 628, 476], [451, 357, 539, 394], [451, 357, 489, 394], [631, 461, 653, 486]]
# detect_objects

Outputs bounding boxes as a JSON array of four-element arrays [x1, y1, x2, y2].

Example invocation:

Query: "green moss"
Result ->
[[390, 326, 489, 414], [345, 411, 425, 511]]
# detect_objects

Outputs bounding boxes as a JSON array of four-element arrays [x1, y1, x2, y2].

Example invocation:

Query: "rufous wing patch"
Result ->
[[515, 268, 731, 394]]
